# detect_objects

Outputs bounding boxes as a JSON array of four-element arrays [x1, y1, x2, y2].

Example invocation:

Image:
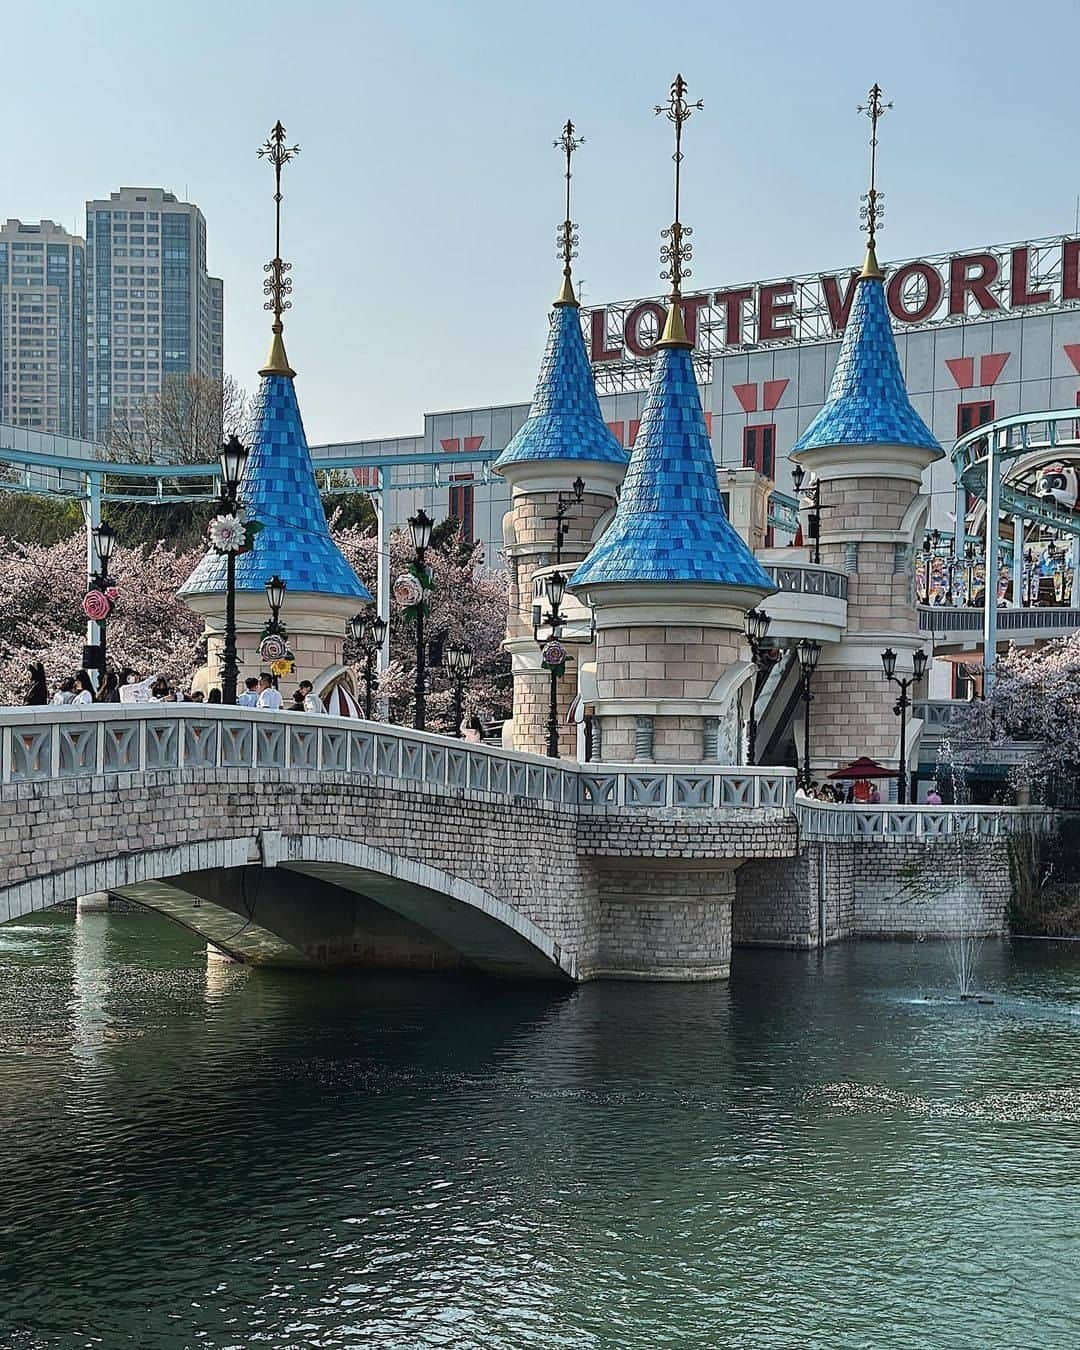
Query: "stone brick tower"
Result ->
[[569, 81, 774, 765], [493, 122, 628, 756], [180, 121, 371, 697], [789, 86, 942, 781]]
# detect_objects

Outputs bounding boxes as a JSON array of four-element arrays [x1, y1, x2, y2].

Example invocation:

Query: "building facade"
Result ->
[[314, 234, 1080, 589], [85, 188, 223, 442], [0, 219, 86, 436]]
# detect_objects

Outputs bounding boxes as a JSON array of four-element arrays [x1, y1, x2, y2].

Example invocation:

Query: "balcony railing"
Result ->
[[919, 605, 1080, 635], [764, 563, 848, 600]]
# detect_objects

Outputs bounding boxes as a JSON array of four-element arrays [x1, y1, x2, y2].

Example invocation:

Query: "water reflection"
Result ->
[[0, 912, 1077, 1349]]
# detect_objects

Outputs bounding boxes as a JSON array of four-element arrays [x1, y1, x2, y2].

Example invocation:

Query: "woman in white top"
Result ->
[[52, 678, 76, 705], [71, 674, 94, 706]]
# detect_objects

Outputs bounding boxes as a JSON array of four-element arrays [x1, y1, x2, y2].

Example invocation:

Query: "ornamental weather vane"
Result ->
[[553, 119, 584, 305], [257, 120, 300, 375], [655, 74, 702, 299], [857, 83, 892, 261]]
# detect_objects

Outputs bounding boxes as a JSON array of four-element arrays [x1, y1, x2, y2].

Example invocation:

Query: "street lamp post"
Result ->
[[554, 476, 586, 565], [919, 528, 940, 605], [348, 610, 388, 719], [408, 508, 433, 731], [217, 435, 248, 706], [881, 646, 929, 805], [791, 462, 821, 565], [444, 641, 474, 737], [264, 574, 287, 686], [535, 570, 568, 759], [90, 522, 116, 687], [796, 638, 821, 789], [742, 607, 779, 766]]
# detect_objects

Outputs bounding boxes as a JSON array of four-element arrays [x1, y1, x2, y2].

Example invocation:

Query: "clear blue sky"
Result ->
[[5, 0, 1078, 443]]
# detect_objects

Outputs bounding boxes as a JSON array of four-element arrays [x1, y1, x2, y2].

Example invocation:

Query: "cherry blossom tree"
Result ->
[[332, 519, 510, 732], [0, 533, 204, 703], [965, 633, 1080, 795]]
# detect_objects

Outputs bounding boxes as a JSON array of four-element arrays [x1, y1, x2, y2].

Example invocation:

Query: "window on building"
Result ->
[[957, 400, 994, 437], [448, 473, 475, 542], [742, 424, 776, 478]]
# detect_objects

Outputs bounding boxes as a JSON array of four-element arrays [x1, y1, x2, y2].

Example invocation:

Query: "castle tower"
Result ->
[[180, 122, 371, 695], [790, 86, 942, 781], [493, 121, 627, 756], [569, 77, 774, 764]]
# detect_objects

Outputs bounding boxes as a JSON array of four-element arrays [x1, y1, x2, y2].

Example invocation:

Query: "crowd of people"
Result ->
[[22, 663, 330, 714]]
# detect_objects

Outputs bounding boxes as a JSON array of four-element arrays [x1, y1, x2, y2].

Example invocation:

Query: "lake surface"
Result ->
[[1, 911, 1078, 1349]]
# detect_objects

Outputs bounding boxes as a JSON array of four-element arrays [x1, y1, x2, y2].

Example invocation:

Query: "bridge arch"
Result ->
[[1, 832, 576, 981]]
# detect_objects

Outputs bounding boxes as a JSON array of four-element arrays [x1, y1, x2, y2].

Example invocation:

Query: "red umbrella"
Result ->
[[827, 756, 898, 780]]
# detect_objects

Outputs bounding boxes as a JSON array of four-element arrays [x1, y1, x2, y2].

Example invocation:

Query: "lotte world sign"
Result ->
[[585, 234, 1080, 364]]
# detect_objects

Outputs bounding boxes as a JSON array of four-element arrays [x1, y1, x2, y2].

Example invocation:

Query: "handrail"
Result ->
[[796, 797, 1055, 840], [0, 704, 797, 813], [919, 605, 1080, 634]]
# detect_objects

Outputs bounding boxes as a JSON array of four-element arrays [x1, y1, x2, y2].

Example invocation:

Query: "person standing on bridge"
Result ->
[[297, 680, 325, 715], [257, 673, 283, 711], [237, 677, 260, 707]]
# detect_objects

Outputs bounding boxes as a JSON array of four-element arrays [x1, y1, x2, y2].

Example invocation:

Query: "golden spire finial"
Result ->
[[257, 119, 301, 376], [857, 83, 892, 280], [553, 119, 584, 307], [655, 74, 702, 348]]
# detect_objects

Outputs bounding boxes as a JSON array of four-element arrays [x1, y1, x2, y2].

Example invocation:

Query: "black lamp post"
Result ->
[[264, 574, 287, 686], [90, 522, 115, 687], [882, 646, 929, 805], [743, 607, 779, 766], [348, 610, 387, 718], [791, 462, 821, 565], [796, 638, 821, 789], [217, 435, 248, 706], [535, 569, 568, 758], [408, 507, 434, 731], [444, 641, 474, 737], [919, 528, 940, 604], [554, 476, 586, 565]]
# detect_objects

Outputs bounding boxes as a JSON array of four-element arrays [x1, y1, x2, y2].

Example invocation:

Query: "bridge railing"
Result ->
[[579, 765, 796, 811], [0, 705, 797, 813], [796, 797, 1056, 840]]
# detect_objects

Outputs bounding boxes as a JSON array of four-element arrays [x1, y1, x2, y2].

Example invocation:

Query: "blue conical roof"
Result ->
[[570, 341, 773, 589], [493, 304, 628, 470], [180, 374, 371, 601], [793, 274, 940, 454]]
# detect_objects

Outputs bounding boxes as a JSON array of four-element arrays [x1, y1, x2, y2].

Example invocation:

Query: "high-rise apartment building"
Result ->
[[85, 188, 223, 442], [0, 219, 86, 436]]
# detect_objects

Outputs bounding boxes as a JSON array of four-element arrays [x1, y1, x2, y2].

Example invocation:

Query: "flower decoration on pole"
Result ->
[[393, 567, 432, 622], [81, 589, 114, 623], [540, 638, 567, 677], [208, 512, 261, 555]]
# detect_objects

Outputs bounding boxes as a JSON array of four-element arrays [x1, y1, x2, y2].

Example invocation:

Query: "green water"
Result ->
[[1, 911, 1078, 1349]]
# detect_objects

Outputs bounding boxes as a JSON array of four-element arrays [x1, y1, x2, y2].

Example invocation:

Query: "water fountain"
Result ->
[[936, 731, 992, 1002]]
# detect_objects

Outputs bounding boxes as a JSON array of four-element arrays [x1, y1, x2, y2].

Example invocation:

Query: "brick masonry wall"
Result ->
[[735, 843, 853, 948], [0, 768, 594, 961], [809, 667, 901, 769], [736, 837, 1012, 946], [511, 668, 578, 759], [505, 488, 611, 756], [594, 625, 745, 764], [850, 838, 1013, 938], [592, 862, 735, 979], [579, 811, 797, 860]]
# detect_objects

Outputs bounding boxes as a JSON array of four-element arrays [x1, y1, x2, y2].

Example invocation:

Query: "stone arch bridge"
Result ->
[[0, 706, 801, 981]]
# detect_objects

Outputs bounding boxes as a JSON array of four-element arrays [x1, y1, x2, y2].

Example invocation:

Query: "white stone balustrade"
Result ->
[[0, 705, 798, 813], [796, 797, 1056, 840]]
